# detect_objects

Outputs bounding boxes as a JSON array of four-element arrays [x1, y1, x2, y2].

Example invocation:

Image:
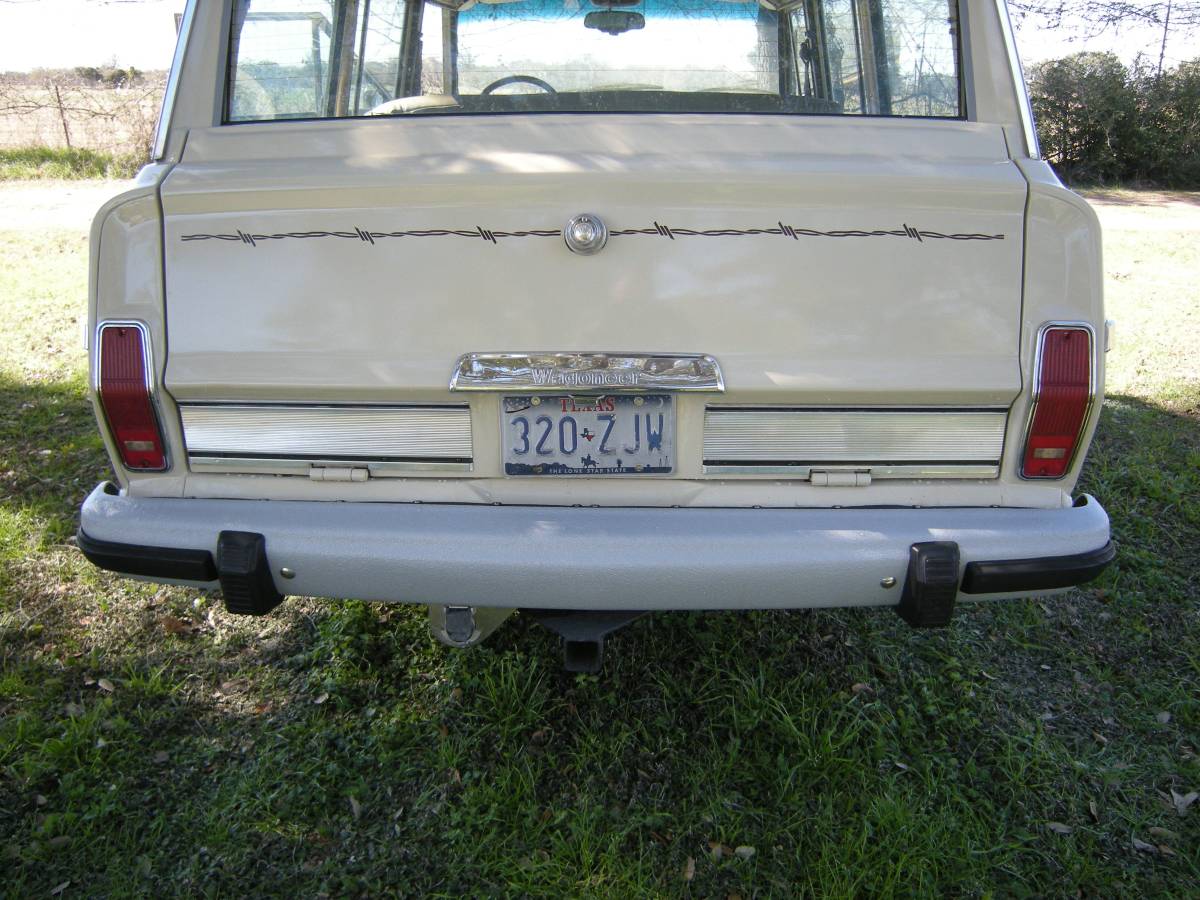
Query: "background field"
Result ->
[[0, 183, 1197, 896], [0, 72, 163, 150]]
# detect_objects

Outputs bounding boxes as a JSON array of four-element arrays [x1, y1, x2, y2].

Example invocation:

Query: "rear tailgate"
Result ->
[[161, 114, 1025, 403], [158, 114, 1027, 493]]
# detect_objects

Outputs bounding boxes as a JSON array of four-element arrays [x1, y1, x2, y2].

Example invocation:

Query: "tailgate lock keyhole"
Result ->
[[564, 213, 608, 256]]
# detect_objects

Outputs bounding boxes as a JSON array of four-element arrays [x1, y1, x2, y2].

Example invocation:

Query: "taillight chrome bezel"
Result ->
[[1019, 321, 1098, 480], [93, 320, 171, 473]]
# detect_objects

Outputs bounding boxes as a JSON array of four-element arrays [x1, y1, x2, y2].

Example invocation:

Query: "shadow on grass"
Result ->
[[0, 370, 107, 545], [1079, 188, 1200, 208], [2, 372, 1199, 895]]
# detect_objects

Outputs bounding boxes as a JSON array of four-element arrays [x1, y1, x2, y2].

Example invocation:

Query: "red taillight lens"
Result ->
[[97, 324, 167, 470], [1021, 326, 1093, 479]]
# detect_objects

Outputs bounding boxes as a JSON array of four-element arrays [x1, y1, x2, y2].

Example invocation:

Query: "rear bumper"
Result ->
[[78, 482, 1112, 610]]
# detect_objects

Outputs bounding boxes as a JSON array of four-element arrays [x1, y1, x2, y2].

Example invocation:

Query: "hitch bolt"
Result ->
[[280, 567, 296, 580], [880, 576, 897, 589]]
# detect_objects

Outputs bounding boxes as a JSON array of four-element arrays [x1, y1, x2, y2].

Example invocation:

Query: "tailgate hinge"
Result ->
[[809, 469, 872, 487], [309, 465, 369, 482]]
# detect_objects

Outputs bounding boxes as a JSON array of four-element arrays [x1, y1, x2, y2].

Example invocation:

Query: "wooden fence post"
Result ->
[[52, 83, 72, 149]]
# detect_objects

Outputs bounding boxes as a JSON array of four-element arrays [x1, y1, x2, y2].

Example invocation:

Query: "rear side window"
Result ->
[[226, 0, 962, 122]]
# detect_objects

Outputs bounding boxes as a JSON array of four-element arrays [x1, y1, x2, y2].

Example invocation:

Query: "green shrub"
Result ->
[[1029, 53, 1200, 188]]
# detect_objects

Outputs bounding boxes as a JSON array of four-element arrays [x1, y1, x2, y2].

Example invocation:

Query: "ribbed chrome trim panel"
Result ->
[[180, 404, 472, 460], [703, 409, 1006, 464], [702, 464, 1001, 479], [187, 457, 474, 475]]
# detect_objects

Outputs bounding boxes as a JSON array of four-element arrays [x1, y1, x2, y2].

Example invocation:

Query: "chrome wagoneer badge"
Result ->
[[449, 353, 725, 392]]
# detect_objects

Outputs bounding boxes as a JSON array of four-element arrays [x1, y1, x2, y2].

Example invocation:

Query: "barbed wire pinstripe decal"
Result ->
[[180, 221, 1005, 247]]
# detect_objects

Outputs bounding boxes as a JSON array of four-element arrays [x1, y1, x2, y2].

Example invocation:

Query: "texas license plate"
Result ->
[[502, 395, 674, 475]]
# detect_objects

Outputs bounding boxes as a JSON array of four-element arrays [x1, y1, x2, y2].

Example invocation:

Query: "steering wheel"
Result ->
[[481, 74, 557, 95]]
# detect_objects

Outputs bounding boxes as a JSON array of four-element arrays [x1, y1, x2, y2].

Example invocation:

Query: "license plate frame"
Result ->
[[501, 394, 675, 476]]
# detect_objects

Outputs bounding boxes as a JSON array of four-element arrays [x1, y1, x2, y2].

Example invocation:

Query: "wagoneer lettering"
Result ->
[[79, 0, 1112, 671], [531, 370, 640, 387]]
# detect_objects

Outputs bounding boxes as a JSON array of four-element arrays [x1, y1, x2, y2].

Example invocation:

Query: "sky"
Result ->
[[0, 0, 1196, 72]]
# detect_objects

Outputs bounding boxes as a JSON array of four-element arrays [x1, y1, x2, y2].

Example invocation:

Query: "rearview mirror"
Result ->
[[585, 10, 645, 35]]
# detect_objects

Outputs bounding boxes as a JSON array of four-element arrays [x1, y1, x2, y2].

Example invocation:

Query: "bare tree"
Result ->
[[1013, 0, 1199, 76]]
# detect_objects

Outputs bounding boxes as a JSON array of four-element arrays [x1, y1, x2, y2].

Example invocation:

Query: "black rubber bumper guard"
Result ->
[[76, 529, 1117, 629], [76, 529, 283, 616]]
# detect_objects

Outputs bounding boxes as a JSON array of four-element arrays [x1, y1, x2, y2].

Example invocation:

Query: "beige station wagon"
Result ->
[[79, 0, 1113, 670]]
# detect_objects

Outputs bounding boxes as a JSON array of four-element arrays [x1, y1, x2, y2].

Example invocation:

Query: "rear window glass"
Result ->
[[226, 0, 962, 121]]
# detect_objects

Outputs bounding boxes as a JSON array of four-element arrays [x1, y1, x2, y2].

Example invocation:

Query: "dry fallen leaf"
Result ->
[[1148, 826, 1178, 841], [160, 615, 189, 634], [35, 794, 47, 807], [49, 881, 70, 896], [1156, 711, 1172, 725], [313, 692, 329, 705], [153, 751, 169, 765], [1171, 789, 1198, 817], [734, 845, 756, 860], [96, 678, 115, 693], [851, 682, 873, 695], [708, 840, 732, 860], [349, 796, 361, 820], [1046, 822, 1073, 835], [1132, 837, 1157, 853], [682, 856, 696, 881], [1088, 800, 1099, 823], [48, 836, 70, 850]]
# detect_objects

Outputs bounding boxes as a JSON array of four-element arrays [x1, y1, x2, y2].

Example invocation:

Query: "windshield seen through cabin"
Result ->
[[226, 0, 962, 121]]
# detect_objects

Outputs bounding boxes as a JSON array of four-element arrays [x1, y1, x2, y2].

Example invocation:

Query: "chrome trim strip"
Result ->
[[153, 0, 197, 161], [1018, 321, 1098, 480], [94, 320, 171, 472], [450, 352, 725, 392], [188, 457, 474, 475], [703, 409, 1007, 463], [180, 404, 472, 460], [702, 464, 1000, 479], [995, 0, 1040, 158]]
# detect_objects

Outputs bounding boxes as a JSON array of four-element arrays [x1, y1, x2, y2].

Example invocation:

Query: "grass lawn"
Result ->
[[1, 186, 1198, 897], [0, 148, 143, 182]]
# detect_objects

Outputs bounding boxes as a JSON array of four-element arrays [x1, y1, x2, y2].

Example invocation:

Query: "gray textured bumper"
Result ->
[[79, 484, 1111, 610]]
